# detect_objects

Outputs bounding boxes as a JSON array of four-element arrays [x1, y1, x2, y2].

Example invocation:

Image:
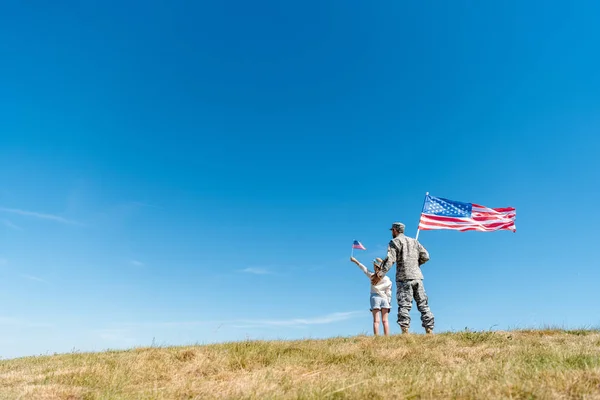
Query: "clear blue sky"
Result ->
[[1, 1, 599, 359]]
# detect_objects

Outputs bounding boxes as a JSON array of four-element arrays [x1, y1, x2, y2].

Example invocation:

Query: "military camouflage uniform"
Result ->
[[377, 223, 434, 330]]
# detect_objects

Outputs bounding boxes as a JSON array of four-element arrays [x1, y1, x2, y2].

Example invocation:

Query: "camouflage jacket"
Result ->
[[377, 234, 430, 281]]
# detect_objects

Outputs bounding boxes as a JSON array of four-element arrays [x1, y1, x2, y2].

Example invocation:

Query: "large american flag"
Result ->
[[418, 195, 516, 232]]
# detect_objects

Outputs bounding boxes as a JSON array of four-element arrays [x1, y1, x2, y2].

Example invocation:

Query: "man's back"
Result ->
[[389, 234, 430, 281], [378, 222, 435, 333]]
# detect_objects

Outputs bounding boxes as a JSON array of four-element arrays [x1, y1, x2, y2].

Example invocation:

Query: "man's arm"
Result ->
[[378, 241, 397, 277], [417, 242, 430, 266]]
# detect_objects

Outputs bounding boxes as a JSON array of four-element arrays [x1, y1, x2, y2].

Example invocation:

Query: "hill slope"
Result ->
[[1, 330, 600, 399]]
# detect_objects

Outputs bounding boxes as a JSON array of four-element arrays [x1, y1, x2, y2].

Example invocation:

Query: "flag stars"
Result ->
[[424, 197, 471, 217]]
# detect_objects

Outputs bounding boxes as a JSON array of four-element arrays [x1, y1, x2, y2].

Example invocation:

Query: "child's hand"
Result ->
[[350, 257, 358, 263]]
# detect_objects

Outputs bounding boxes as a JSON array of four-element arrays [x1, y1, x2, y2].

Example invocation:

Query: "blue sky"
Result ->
[[1, 1, 599, 359]]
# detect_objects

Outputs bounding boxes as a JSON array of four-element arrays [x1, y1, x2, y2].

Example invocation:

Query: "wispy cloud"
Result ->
[[0, 317, 53, 328], [0, 207, 80, 225], [125, 320, 215, 329], [122, 311, 363, 330], [0, 317, 20, 325], [130, 260, 145, 267], [2, 219, 23, 231], [236, 311, 364, 327], [20, 274, 47, 283], [240, 267, 271, 275]]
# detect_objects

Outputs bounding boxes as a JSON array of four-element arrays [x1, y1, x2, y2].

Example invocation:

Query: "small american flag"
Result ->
[[352, 240, 366, 250], [418, 195, 516, 232]]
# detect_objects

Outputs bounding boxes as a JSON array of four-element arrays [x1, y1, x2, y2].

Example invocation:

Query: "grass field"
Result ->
[[1, 329, 600, 399]]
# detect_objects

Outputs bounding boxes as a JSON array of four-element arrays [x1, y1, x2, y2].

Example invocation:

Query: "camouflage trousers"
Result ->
[[397, 280, 434, 329]]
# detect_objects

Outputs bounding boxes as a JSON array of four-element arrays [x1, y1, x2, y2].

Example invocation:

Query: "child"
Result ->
[[350, 256, 392, 336]]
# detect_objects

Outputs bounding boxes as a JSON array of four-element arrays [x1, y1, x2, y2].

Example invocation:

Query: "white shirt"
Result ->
[[356, 262, 393, 303]]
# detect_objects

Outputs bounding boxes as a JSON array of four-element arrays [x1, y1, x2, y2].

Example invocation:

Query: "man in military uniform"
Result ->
[[371, 222, 434, 334]]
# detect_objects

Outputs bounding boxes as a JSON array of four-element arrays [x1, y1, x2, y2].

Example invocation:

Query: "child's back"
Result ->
[[350, 256, 392, 335], [352, 257, 392, 302], [371, 274, 392, 304]]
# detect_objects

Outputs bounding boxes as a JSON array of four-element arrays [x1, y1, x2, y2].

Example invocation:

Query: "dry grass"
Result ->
[[1, 329, 600, 399]]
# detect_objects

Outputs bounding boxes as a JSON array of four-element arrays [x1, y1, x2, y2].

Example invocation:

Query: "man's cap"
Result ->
[[390, 222, 405, 232]]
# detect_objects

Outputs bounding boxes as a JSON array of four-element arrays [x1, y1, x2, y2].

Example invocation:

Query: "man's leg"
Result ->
[[413, 280, 434, 332], [397, 280, 414, 332]]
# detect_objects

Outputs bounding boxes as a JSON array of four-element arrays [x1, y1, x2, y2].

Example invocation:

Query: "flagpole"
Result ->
[[415, 192, 429, 241], [351, 242, 354, 258]]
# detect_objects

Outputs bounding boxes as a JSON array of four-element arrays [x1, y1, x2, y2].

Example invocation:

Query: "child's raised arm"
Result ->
[[350, 257, 372, 278]]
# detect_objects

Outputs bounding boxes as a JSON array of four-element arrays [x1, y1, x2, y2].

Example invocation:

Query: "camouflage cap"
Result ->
[[390, 222, 405, 232]]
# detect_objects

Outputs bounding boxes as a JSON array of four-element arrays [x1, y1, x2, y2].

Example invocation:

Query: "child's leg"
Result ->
[[371, 309, 381, 336], [381, 308, 390, 336]]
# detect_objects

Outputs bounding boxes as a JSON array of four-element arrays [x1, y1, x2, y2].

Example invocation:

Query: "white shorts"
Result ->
[[370, 293, 390, 311]]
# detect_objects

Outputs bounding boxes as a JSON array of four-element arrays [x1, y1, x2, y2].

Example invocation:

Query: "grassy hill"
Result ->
[[1, 329, 600, 399]]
